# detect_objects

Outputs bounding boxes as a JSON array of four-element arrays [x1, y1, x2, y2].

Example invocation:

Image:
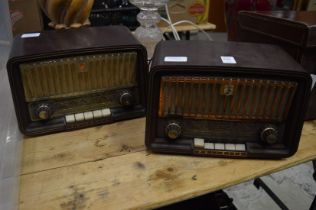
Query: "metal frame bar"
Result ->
[[310, 196, 316, 210], [312, 160, 316, 181], [253, 160, 316, 210], [310, 160, 316, 210], [253, 178, 289, 210]]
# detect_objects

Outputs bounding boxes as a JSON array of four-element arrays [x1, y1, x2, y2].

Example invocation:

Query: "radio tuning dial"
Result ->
[[260, 127, 278, 145], [35, 104, 53, 120], [120, 91, 134, 107], [165, 122, 182, 140]]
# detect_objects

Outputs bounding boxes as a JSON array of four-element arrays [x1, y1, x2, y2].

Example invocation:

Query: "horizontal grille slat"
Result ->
[[159, 76, 298, 122], [21, 52, 138, 102]]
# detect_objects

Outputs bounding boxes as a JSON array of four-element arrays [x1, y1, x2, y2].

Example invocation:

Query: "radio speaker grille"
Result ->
[[159, 76, 297, 122], [21, 52, 138, 102]]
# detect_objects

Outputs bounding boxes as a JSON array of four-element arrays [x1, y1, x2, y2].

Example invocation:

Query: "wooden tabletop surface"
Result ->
[[19, 118, 316, 210]]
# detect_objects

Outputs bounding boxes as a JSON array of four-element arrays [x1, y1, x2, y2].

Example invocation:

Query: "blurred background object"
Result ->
[[208, 0, 226, 32], [306, 0, 316, 10], [0, 0, 12, 44], [89, 0, 140, 30], [225, 0, 273, 40], [40, 0, 141, 31], [38, 0, 94, 29], [8, 0, 43, 37], [159, 0, 210, 27], [129, 0, 168, 58], [7, 0, 316, 38]]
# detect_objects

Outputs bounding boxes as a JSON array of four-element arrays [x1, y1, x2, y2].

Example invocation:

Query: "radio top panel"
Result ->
[[151, 41, 306, 72], [9, 26, 145, 59]]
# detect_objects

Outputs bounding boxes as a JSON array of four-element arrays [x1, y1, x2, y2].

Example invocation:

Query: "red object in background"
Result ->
[[225, 0, 272, 40]]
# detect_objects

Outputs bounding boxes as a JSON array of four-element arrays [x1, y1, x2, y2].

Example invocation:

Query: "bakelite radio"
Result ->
[[146, 41, 311, 158], [236, 11, 316, 120], [7, 26, 147, 136]]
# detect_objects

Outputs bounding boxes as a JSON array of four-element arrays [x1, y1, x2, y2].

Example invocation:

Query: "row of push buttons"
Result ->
[[194, 138, 246, 151], [65, 108, 111, 123]]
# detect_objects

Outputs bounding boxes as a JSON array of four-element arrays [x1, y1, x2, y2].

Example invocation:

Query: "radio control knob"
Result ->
[[165, 122, 182, 140], [35, 104, 53, 120], [120, 91, 134, 107], [260, 127, 278, 145]]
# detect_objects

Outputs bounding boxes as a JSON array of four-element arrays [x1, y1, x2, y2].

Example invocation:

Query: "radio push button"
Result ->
[[101, 108, 111, 117], [225, 144, 236, 151], [165, 122, 182, 140], [65, 114, 75, 123], [93, 110, 103, 118], [75, 113, 85, 122], [235, 144, 246, 151], [194, 138, 205, 148], [204, 142, 214, 149], [84, 112, 93, 120], [215, 143, 225, 150]]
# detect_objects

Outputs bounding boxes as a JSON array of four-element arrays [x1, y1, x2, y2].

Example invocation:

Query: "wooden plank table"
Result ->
[[19, 118, 316, 210]]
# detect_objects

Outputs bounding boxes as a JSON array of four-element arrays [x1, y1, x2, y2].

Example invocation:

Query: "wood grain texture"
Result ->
[[19, 119, 316, 210], [160, 22, 216, 33], [21, 118, 146, 175]]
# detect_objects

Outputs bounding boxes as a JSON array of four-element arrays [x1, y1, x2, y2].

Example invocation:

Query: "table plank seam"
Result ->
[[21, 147, 147, 176]]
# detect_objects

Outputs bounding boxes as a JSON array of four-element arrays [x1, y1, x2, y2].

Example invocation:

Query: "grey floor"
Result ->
[[226, 163, 316, 210], [192, 31, 316, 210], [0, 43, 22, 210], [0, 2, 23, 209]]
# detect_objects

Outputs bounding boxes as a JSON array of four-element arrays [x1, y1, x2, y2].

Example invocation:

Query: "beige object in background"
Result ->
[[159, 0, 210, 27], [38, 0, 95, 29], [9, 0, 43, 37], [307, 0, 316, 11]]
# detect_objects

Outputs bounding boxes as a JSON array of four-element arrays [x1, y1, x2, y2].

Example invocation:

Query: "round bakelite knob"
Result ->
[[165, 122, 182, 140], [260, 127, 278, 145], [120, 91, 134, 107], [35, 104, 53, 120]]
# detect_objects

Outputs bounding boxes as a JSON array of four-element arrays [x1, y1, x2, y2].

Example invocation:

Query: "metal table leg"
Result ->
[[312, 160, 316, 181], [310, 196, 316, 210], [253, 178, 289, 210]]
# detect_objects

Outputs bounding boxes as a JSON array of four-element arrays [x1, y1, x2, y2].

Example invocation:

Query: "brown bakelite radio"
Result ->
[[146, 41, 311, 158], [237, 11, 316, 120], [7, 26, 147, 136]]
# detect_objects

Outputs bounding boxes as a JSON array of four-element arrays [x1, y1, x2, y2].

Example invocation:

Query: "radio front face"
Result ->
[[148, 73, 301, 158], [15, 50, 146, 135]]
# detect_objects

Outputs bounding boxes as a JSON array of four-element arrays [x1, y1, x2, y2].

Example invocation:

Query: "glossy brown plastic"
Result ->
[[7, 26, 148, 136], [146, 40, 311, 159], [237, 11, 316, 120]]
